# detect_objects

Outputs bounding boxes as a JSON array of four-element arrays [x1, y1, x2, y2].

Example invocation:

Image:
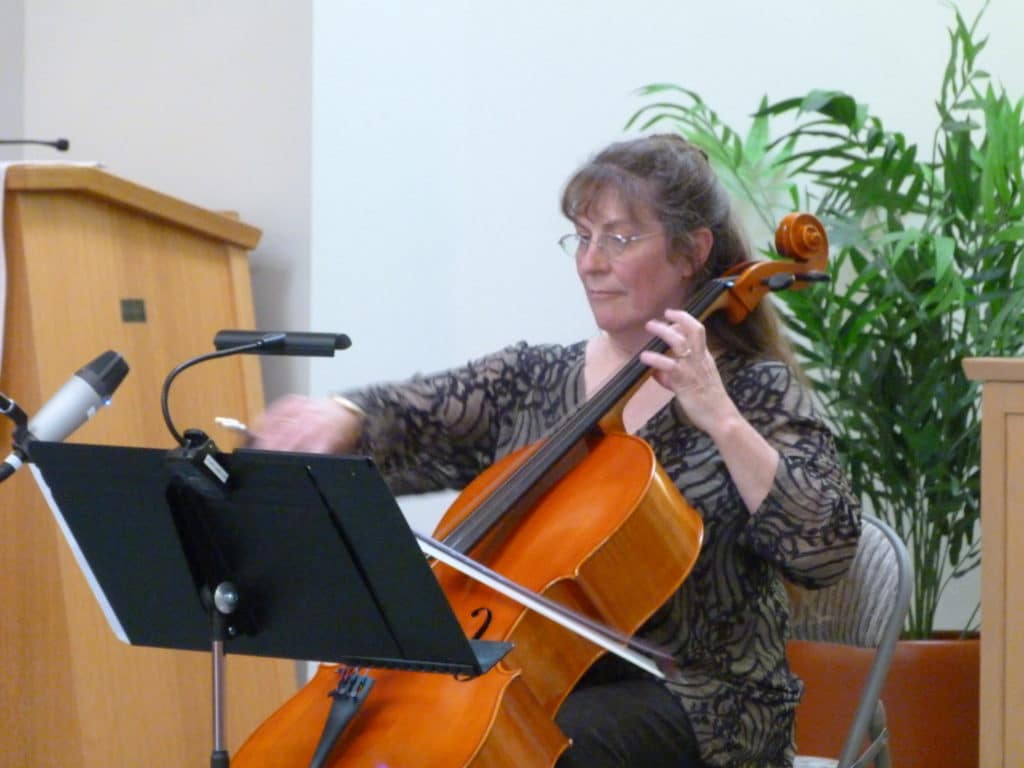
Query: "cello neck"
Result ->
[[442, 277, 734, 554]]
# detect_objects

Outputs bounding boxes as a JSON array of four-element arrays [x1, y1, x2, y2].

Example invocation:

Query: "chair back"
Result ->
[[790, 517, 906, 647], [789, 516, 912, 768]]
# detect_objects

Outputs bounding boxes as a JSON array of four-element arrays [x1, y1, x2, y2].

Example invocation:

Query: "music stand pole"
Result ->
[[163, 463, 250, 768], [210, 582, 239, 768]]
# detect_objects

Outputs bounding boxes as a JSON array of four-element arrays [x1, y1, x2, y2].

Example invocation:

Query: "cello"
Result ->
[[233, 212, 829, 767]]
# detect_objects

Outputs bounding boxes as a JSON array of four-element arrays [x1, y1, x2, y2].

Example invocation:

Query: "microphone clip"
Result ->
[[0, 392, 29, 430], [166, 429, 232, 500], [0, 392, 31, 457]]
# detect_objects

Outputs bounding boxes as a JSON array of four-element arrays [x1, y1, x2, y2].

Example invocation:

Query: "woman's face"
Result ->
[[573, 190, 697, 348]]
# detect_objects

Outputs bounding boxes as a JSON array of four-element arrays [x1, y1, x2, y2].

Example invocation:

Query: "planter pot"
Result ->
[[788, 634, 979, 767]]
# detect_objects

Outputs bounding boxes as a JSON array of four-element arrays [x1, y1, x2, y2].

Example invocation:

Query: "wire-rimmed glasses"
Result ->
[[557, 232, 661, 260]]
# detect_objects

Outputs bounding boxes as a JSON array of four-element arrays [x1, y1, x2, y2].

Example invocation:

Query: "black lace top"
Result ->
[[346, 341, 860, 767]]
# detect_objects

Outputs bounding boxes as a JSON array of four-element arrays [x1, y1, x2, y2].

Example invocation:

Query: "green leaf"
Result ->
[[754, 97, 805, 117], [801, 91, 859, 127], [744, 97, 771, 164], [994, 224, 1024, 243], [935, 236, 956, 279]]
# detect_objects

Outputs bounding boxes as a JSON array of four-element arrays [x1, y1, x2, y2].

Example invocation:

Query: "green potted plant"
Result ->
[[626, 5, 1023, 765]]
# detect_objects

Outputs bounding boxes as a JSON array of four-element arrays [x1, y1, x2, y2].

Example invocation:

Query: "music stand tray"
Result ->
[[29, 441, 510, 676]]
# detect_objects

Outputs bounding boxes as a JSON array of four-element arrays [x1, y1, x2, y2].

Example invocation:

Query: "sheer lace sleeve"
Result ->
[[730, 361, 862, 587], [340, 343, 532, 495]]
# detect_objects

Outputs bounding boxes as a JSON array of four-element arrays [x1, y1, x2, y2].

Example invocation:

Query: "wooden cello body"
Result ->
[[235, 434, 703, 767], [233, 213, 829, 767]]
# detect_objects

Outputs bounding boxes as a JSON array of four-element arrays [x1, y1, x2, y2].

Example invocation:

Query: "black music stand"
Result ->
[[29, 441, 511, 767]]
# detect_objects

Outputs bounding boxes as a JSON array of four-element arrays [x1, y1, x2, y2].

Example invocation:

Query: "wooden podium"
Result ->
[[0, 166, 296, 767], [963, 358, 1024, 768]]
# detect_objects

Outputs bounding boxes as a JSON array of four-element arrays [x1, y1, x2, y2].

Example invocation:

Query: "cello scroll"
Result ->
[[714, 212, 830, 325]]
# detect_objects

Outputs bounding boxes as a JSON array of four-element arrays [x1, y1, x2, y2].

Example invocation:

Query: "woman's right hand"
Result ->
[[248, 394, 363, 454]]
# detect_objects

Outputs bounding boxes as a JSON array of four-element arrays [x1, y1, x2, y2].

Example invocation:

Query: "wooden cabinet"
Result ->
[[963, 357, 1024, 768]]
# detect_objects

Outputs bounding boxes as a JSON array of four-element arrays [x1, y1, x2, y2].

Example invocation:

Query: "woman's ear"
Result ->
[[679, 227, 713, 277]]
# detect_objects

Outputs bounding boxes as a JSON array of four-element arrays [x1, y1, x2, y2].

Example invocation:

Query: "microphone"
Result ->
[[0, 138, 70, 151], [213, 330, 352, 357], [0, 350, 129, 481]]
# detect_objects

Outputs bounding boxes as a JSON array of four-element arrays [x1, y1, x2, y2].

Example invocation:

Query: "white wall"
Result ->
[[0, 0, 25, 161], [312, 0, 1022, 629], [20, 0, 313, 401]]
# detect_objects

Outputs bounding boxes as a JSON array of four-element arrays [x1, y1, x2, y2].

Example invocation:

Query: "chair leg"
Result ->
[[871, 702, 891, 768]]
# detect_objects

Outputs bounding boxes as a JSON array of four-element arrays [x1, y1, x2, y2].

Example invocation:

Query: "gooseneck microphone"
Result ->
[[0, 138, 70, 151], [213, 330, 351, 357], [0, 350, 130, 481]]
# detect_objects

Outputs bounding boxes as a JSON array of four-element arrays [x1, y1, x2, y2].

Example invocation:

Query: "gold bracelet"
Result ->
[[330, 394, 367, 419]]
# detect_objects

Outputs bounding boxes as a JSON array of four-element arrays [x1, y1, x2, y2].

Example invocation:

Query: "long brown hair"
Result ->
[[561, 134, 797, 365]]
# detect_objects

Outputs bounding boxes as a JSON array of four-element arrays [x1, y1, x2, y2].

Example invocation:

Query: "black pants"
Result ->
[[554, 655, 706, 768]]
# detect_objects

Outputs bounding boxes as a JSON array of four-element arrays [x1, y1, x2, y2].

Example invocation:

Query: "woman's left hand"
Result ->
[[639, 308, 740, 437], [640, 308, 780, 512]]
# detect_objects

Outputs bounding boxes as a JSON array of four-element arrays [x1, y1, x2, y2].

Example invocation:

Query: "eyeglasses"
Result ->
[[557, 231, 661, 260]]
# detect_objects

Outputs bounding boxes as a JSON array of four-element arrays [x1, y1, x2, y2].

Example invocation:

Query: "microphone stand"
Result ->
[[0, 393, 29, 483], [0, 138, 70, 151]]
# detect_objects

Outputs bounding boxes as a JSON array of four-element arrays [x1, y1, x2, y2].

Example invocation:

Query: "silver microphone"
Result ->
[[0, 350, 129, 481]]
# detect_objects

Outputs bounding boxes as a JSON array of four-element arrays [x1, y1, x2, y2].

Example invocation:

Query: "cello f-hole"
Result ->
[[470, 606, 494, 639]]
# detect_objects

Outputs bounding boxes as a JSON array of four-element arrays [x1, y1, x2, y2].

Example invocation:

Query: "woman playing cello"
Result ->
[[251, 134, 861, 767]]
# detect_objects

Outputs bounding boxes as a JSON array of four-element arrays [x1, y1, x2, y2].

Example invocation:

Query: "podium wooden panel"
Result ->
[[0, 166, 296, 767], [963, 357, 1024, 768]]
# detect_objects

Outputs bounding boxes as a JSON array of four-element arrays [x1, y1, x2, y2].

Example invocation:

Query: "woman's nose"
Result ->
[[577, 240, 608, 271]]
